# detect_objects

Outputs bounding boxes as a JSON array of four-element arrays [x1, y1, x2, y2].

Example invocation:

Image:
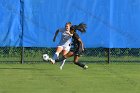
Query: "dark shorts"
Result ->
[[71, 46, 83, 56]]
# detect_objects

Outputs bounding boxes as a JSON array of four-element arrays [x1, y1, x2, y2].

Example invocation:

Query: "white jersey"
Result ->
[[58, 28, 72, 47]]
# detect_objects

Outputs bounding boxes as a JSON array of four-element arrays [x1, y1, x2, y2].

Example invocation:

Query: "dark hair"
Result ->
[[70, 23, 87, 33]]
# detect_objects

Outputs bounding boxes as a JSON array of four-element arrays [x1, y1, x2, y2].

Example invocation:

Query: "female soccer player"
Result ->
[[51, 23, 88, 69], [52, 22, 73, 65]]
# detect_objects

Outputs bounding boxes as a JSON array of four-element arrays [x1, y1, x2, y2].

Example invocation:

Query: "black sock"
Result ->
[[55, 56, 66, 62], [74, 62, 85, 68]]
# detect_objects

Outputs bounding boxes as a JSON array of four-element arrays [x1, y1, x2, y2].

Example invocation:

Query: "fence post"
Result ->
[[107, 48, 110, 64], [21, 47, 24, 64], [20, 0, 24, 64]]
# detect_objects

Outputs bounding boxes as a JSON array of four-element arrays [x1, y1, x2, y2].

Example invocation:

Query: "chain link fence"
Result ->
[[0, 47, 140, 63], [0, 47, 21, 63]]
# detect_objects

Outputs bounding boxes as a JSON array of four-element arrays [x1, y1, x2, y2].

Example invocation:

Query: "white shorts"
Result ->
[[57, 45, 71, 51]]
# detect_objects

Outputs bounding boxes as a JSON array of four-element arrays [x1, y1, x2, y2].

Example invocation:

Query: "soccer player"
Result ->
[[51, 22, 73, 66], [51, 23, 88, 69]]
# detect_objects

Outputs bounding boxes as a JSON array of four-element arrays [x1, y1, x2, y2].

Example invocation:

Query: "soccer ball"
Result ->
[[43, 54, 49, 61]]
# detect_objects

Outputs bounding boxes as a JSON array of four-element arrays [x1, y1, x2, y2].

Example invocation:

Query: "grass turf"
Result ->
[[0, 63, 140, 93]]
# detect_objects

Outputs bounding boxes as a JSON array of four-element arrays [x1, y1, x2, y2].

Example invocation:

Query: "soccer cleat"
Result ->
[[48, 58, 55, 64], [60, 66, 63, 70], [83, 65, 88, 69]]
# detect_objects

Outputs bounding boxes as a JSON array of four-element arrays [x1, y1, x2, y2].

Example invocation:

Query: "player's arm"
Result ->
[[77, 38, 84, 51], [53, 29, 59, 42]]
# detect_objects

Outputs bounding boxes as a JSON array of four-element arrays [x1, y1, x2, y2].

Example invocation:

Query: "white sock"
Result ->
[[53, 52, 59, 60], [60, 59, 66, 69]]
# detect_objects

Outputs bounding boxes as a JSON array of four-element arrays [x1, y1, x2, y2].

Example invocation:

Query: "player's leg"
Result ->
[[50, 51, 74, 64], [55, 51, 74, 62], [73, 55, 88, 69], [53, 46, 63, 60], [48, 46, 63, 64], [73, 55, 84, 68], [59, 46, 71, 70], [60, 50, 67, 70], [60, 60, 65, 70]]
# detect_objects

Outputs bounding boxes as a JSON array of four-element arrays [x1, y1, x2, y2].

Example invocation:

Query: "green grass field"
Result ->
[[0, 63, 140, 93]]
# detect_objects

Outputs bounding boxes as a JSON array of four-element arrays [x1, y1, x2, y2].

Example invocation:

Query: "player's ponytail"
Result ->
[[71, 23, 87, 33]]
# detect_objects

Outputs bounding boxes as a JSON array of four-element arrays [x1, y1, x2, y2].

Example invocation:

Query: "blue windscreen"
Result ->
[[0, 0, 140, 48]]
